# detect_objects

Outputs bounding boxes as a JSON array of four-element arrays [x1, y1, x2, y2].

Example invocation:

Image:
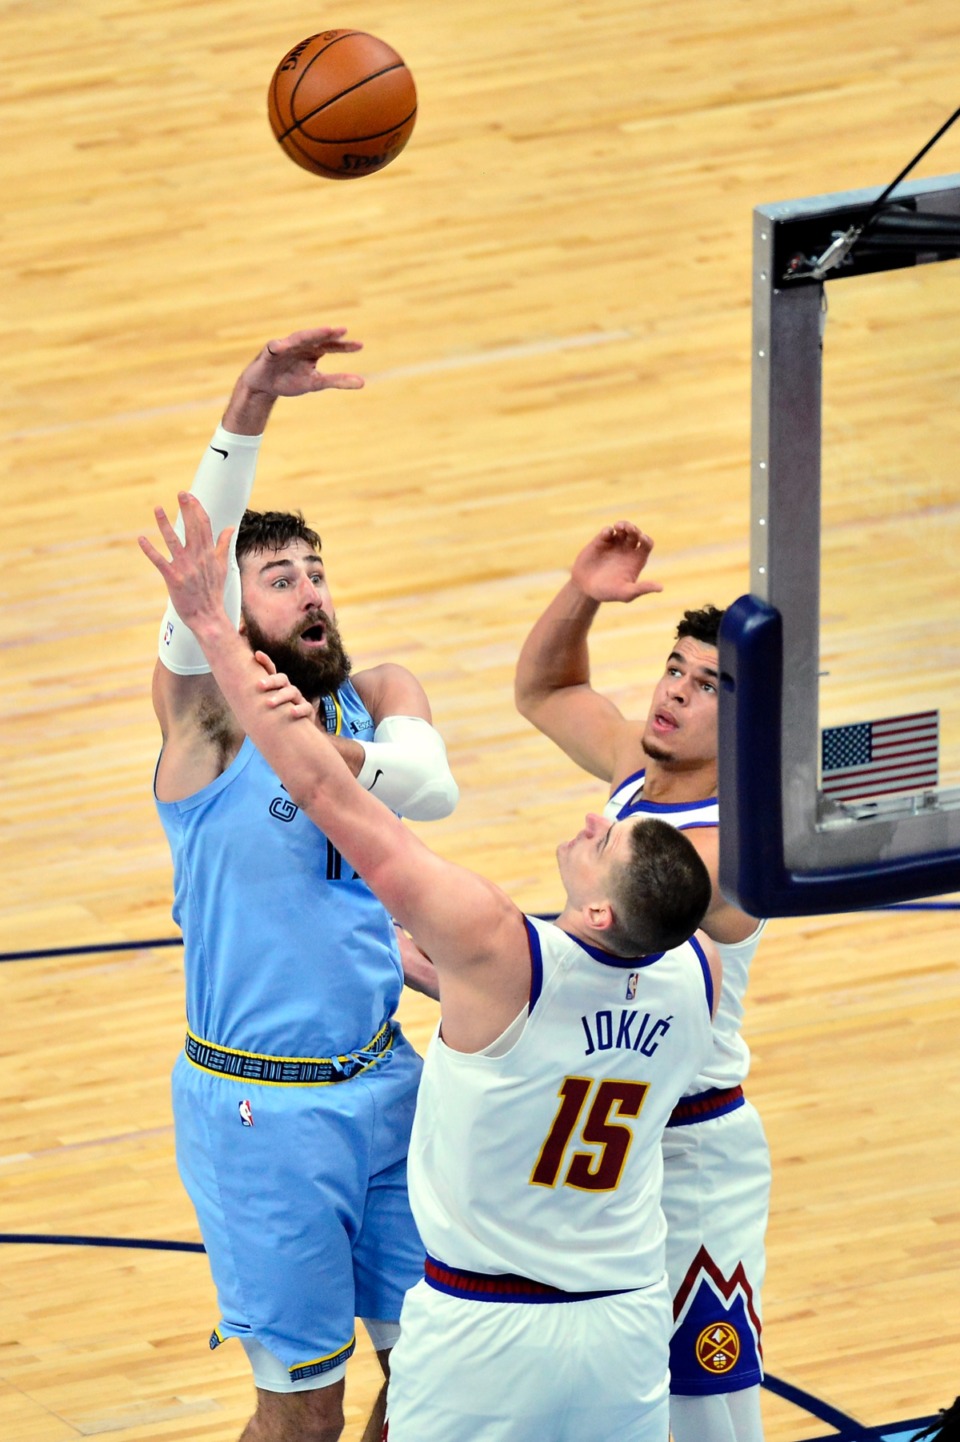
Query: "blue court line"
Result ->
[[0, 1235, 942, 1440], [763, 1371, 862, 1432], [0, 938, 185, 962], [758, 1375, 938, 1441], [798, 1420, 938, 1442], [2, 901, 958, 965], [0, 1232, 204, 1252]]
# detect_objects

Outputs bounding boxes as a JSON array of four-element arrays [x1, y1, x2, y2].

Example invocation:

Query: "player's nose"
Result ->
[[296, 573, 324, 607]]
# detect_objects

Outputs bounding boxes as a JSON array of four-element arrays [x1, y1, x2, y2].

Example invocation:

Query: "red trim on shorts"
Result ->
[[424, 1254, 634, 1304], [667, 1084, 744, 1127]]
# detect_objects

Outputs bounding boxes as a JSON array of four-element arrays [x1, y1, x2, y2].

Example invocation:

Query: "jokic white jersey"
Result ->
[[407, 915, 714, 1293], [604, 771, 765, 1092]]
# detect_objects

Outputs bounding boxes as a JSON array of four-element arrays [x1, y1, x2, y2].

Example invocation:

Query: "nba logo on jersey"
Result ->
[[238, 1099, 254, 1127], [163, 620, 174, 646], [626, 972, 639, 1001]]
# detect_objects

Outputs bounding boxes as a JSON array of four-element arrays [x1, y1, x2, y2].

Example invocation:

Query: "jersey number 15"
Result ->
[[530, 1076, 650, 1193]]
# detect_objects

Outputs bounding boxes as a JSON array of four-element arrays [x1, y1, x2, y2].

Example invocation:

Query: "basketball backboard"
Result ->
[[719, 173, 960, 916]]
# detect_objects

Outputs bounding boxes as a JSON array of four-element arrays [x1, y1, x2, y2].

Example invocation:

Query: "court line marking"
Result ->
[[0, 1254, 937, 1442], [4, 904, 959, 964]]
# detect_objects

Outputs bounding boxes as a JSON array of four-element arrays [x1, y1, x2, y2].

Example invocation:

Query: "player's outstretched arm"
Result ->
[[514, 522, 662, 782], [140, 494, 528, 1043], [153, 327, 365, 721]]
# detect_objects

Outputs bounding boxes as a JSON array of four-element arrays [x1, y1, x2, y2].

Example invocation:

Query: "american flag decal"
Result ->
[[820, 710, 939, 802]]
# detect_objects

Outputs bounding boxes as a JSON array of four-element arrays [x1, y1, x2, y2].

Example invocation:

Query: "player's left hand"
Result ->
[[253, 655, 314, 720]]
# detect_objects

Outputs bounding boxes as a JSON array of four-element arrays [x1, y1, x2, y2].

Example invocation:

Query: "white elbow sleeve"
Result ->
[[157, 426, 263, 674], [355, 716, 459, 820]]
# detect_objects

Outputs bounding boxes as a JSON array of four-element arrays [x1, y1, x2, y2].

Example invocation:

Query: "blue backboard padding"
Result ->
[[717, 595, 960, 916]]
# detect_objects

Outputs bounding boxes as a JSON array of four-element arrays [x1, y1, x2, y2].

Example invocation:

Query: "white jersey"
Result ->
[[604, 771, 765, 1092], [408, 916, 714, 1294]]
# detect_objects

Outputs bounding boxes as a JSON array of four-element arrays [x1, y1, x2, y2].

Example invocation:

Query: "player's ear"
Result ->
[[586, 899, 615, 933]]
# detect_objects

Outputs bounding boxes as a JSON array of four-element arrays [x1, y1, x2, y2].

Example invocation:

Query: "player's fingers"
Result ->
[[315, 373, 365, 391], [265, 686, 310, 715], [252, 649, 279, 676], [284, 327, 362, 355], [613, 520, 643, 546], [178, 491, 216, 544], [291, 326, 347, 345], [138, 534, 169, 571], [152, 504, 181, 551]]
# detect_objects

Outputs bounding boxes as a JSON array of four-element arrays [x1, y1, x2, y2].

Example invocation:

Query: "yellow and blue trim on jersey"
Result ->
[[184, 1020, 395, 1085]]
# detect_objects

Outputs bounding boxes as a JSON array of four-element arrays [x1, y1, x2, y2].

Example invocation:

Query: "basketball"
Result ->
[[268, 30, 417, 180]]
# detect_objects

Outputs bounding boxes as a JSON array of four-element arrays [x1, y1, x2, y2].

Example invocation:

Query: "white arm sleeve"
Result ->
[[355, 715, 459, 821], [157, 425, 264, 675]]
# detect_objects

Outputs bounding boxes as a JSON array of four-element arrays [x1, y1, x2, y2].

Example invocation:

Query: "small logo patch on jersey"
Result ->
[[269, 796, 298, 822], [695, 1321, 740, 1373], [163, 620, 174, 646], [626, 972, 639, 1000], [239, 1099, 254, 1127]]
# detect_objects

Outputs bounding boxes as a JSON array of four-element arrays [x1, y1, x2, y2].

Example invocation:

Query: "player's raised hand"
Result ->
[[242, 326, 365, 397], [138, 492, 233, 629], [570, 521, 663, 603]]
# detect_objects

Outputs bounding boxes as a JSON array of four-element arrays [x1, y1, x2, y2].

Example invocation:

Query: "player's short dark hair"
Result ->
[[236, 509, 322, 564], [676, 605, 725, 648], [606, 817, 712, 956]]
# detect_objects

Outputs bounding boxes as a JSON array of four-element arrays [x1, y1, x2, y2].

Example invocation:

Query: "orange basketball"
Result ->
[[268, 30, 417, 180]]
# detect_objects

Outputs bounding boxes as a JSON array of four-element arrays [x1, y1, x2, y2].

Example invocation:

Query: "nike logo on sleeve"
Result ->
[[210, 446, 229, 459]]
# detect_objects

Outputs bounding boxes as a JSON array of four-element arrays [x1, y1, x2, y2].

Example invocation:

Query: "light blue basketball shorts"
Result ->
[[172, 1027, 424, 1383]]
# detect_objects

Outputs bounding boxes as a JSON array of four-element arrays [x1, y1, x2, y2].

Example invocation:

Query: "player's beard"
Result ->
[[242, 608, 352, 701], [641, 735, 676, 764]]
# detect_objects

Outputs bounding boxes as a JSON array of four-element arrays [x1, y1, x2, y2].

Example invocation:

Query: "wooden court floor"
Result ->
[[2, 1, 958, 1438]]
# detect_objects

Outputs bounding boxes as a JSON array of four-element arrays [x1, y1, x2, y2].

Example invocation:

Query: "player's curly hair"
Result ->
[[605, 817, 712, 957], [236, 509, 322, 564], [676, 605, 725, 648]]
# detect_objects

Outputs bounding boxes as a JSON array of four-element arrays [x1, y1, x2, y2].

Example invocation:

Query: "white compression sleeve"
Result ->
[[355, 715, 459, 821], [156, 425, 263, 675]]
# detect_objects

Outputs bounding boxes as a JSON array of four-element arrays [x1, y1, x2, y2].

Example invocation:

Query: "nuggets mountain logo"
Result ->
[[695, 1320, 740, 1373]]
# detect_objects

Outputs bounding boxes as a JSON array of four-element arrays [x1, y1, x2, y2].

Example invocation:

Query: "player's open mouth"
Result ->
[[300, 623, 327, 647], [652, 711, 678, 732]]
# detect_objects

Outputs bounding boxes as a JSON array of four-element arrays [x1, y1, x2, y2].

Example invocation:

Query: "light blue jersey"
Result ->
[[156, 680, 403, 1058], [155, 679, 424, 1378]]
